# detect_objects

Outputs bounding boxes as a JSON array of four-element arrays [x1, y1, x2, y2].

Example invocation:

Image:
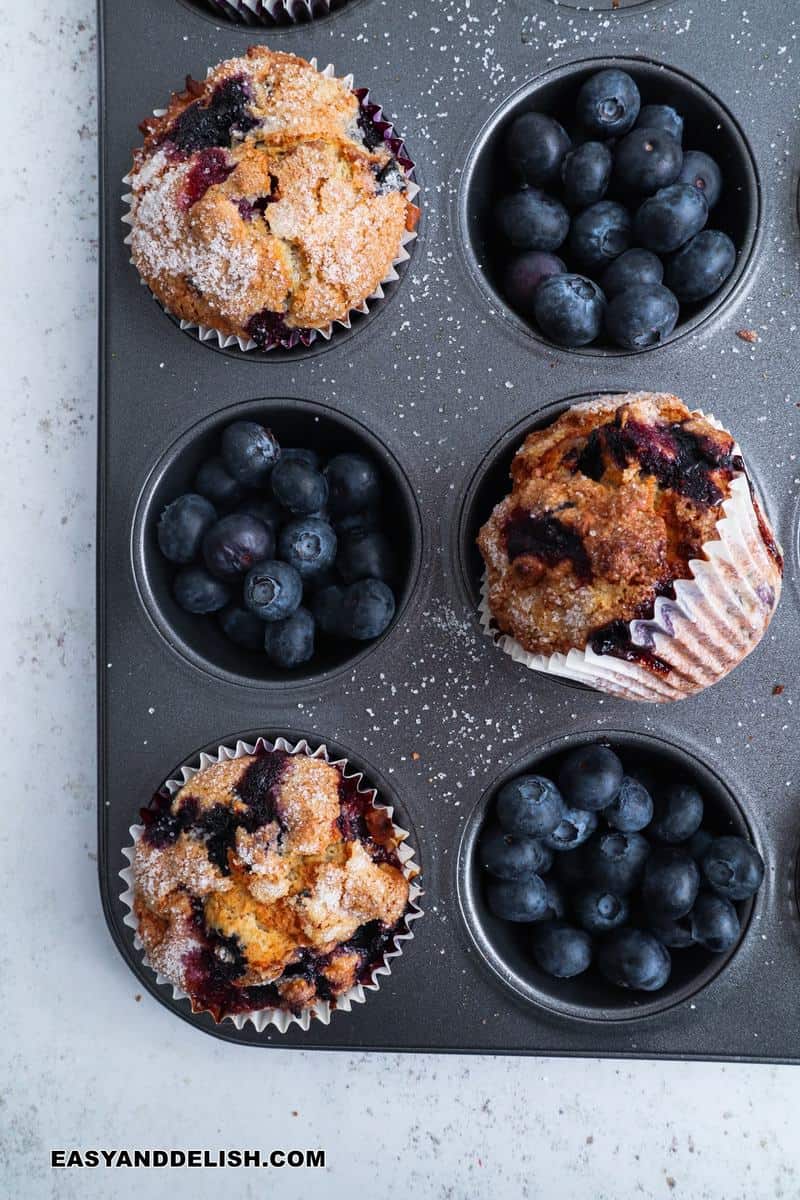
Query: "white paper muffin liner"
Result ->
[[478, 401, 783, 704], [202, 0, 346, 22], [119, 735, 423, 1033], [121, 62, 419, 353]]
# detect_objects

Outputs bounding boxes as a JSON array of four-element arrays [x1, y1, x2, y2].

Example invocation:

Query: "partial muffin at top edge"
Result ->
[[477, 391, 782, 688], [132, 744, 413, 1021], [127, 47, 418, 346]]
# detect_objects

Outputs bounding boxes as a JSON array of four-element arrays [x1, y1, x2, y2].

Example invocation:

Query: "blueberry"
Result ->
[[585, 831, 650, 894], [558, 745, 623, 811], [271, 458, 328, 515], [503, 251, 566, 317], [605, 776, 654, 833], [649, 915, 694, 950], [218, 603, 265, 650], [243, 559, 303, 622], [574, 888, 629, 934], [340, 578, 396, 640], [220, 420, 280, 487], [157, 493, 217, 564], [687, 828, 714, 862], [599, 248, 663, 298], [505, 111, 571, 187], [311, 584, 346, 636], [701, 836, 764, 901], [325, 454, 382, 516], [554, 846, 588, 890], [236, 497, 283, 538], [642, 848, 700, 920], [543, 807, 598, 851], [496, 775, 565, 839], [576, 68, 641, 139], [263, 606, 315, 669], [478, 825, 552, 880], [486, 875, 549, 923], [337, 531, 396, 584], [495, 189, 570, 252], [202, 513, 274, 579], [280, 447, 321, 470], [568, 201, 632, 273], [614, 127, 683, 195], [634, 182, 708, 253], [605, 283, 679, 351], [677, 150, 722, 209], [333, 509, 382, 538], [663, 230, 736, 303], [173, 566, 231, 614], [635, 104, 684, 145], [531, 922, 592, 978], [560, 141, 613, 210], [597, 928, 672, 992], [689, 891, 740, 953], [649, 780, 704, 843], [543, 878, 567, 920], [278, 517, 337, 581], [194, 457, 243, 508], [533, 274, 606, 347]]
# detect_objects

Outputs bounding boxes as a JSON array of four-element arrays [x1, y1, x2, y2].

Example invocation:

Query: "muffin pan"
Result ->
[[98, 0, 800, 1057]]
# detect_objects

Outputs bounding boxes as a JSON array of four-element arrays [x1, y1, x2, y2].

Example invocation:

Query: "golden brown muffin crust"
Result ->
[[128, 47, 417, 341], [478, 393, 759, 658], [132, 748, 412, 1020]]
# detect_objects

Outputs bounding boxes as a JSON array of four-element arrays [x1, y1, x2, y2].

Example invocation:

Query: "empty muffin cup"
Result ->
[[196, 0, 349, 23]]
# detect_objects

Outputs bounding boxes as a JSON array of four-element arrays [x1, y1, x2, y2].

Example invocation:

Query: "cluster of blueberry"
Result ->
[[156, 420, 398, 669], [479, 744, 764, 992], [495, 68, 735, 350]]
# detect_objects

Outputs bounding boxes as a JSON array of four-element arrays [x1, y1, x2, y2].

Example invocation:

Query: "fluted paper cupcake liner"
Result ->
[[119, 736, 423, 1033], [202, 0, 347, 22], [122, 63, 419, 353], [478, 408, 782, 704]]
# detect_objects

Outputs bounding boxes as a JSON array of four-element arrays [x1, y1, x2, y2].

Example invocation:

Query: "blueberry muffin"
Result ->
[[132, 744, 414, 1020], [127, 47, 418, 349], [478, 392, 782, 702]]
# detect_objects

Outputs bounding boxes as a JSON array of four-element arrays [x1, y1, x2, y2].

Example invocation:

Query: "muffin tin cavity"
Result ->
[[457, 732, 758, 1021], [133, 398, 422, 688], [181, 0, 351, 25], [458, 58, 759, 356]]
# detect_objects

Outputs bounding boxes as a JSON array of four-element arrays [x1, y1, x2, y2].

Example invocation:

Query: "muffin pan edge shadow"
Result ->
[[456, 55, 761, 358]]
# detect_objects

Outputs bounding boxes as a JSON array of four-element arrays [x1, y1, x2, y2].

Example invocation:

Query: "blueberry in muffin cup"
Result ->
[[122, 47, 419, 352], [477, 392, 782, 703], [119, 736, 422, 1032]]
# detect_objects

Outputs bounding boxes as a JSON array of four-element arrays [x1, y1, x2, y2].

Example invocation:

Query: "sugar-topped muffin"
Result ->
[[132, 745, 412, 1020], [127, 47, 418, 348], [478, 392, 782, 701]]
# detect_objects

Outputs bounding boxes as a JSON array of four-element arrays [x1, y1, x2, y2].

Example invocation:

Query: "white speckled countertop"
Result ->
[[3, 4, 800, 1197]]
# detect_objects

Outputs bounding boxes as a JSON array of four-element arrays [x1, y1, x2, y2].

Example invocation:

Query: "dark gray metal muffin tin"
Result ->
[[98, 0, 800, 1058]]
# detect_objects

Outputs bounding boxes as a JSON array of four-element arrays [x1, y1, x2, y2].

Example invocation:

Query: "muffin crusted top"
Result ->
[[478, 392, 782, 664], [133, 745, 412, 1020], [128, 48, 417, 345]]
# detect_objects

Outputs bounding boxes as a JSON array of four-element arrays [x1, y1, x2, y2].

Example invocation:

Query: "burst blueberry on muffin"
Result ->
[[478, 392, 782, 702], [126, 47, 418, 349], [132, 744, 413, 1020]]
